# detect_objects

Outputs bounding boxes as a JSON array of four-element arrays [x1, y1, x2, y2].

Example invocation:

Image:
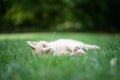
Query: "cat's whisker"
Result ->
[[49, 32, 57, 41]]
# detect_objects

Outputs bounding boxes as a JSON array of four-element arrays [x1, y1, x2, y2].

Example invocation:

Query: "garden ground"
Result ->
[[0, 33, 120, 80]]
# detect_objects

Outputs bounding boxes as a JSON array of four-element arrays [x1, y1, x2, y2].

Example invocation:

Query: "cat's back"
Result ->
[[55, 39, 83, 43], [51, 39, 75, 44], [49, 39, 84, 46]]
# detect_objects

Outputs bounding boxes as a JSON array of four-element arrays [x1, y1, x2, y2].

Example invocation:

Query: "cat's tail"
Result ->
[[84, 44, 100, 50]]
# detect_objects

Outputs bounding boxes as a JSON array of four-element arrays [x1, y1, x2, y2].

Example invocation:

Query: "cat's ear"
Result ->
[[27, 41, 38, 49]]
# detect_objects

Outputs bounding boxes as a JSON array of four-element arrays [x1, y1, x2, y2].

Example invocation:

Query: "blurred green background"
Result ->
[[0, 0, 120, 33]]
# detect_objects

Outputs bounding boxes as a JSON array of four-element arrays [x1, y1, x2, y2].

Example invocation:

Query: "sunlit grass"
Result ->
[[0, 33, 120, 80]]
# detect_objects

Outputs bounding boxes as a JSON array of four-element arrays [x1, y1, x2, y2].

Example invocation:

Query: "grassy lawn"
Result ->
[[0, 32, 120, 80]]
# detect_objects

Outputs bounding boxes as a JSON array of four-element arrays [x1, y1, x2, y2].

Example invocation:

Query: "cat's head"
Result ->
[[27, 41, 50, 54]]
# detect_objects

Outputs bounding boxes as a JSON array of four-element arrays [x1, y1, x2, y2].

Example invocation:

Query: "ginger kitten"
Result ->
[[27, 39, 100, 56]]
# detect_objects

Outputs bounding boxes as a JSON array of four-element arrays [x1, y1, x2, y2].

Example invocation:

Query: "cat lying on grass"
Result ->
[[27, 39, 100, 56]]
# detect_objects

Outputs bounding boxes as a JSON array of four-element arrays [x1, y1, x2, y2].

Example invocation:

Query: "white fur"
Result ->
[[27, 39, 100, 56]]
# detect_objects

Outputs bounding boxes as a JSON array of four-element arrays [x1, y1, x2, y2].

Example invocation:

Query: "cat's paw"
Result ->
[[76, 49, 85, 55], [72, 47, 85, 55], [43, 48, 54, 53], [73, 47, 81, 52]]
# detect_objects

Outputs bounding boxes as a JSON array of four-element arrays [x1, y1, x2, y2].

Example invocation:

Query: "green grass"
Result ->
[[0, 32, 120, 80]]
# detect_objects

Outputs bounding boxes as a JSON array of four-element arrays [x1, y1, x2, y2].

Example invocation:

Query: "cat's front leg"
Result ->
[[47, 47, 56, 55], [40, 47, 55, 55]]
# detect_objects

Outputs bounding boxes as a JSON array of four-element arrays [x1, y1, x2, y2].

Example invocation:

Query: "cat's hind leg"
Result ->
[[75, 49, 85, 55], [70, 47, 85, 56]]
